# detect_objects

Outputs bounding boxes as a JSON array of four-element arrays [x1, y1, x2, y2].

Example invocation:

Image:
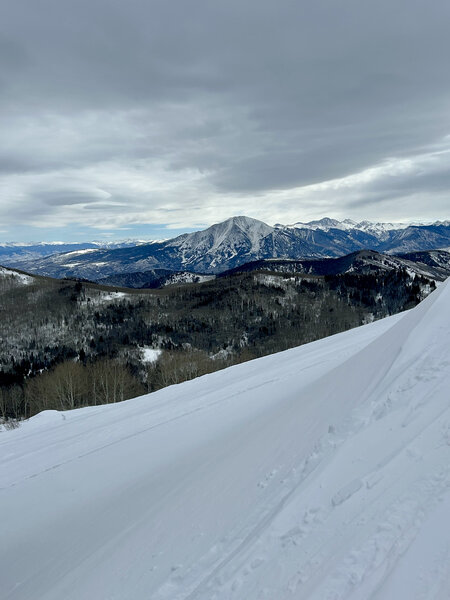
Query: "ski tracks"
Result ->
[[150, 319, 450, 600]]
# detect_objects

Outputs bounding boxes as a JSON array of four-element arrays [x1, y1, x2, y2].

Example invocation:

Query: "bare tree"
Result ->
[[87, 359, 144, 405]]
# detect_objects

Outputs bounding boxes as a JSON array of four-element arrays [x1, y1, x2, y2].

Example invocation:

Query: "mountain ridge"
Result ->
[[3, 216, 450, 279], [219, 249, 450, 282]]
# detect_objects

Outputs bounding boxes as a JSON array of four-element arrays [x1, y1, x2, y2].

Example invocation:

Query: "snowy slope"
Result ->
[[0, 266, 34, 285], [1, 281, 450, 599]]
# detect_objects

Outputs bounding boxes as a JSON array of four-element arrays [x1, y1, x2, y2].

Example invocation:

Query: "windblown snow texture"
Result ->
[[1, 280, 450, 599]]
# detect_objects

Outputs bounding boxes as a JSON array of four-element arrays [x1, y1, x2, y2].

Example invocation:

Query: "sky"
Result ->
[[1, 0, 449, 242]]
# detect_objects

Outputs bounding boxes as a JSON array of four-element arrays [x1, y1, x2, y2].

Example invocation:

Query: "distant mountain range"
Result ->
[[277, 217, 450, 236], [2, 248, 449, 290], [103, 249, 450, 288], [0, 239, 151, 264], [2, 216, 450, 279]]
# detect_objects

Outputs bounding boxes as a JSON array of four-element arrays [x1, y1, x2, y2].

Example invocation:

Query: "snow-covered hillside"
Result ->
[[1, 281, 450, 599], [0, 266, 34, 285]]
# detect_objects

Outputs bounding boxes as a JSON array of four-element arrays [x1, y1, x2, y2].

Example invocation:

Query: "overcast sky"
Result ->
[[1, 0, 449, 242]]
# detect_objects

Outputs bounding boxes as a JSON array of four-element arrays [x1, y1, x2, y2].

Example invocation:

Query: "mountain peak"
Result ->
[[218, 215, 271, 230]]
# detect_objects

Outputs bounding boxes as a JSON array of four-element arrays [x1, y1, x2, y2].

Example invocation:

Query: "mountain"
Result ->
[[2, 280, 450, 599], [3, 216, 450, 279], [221, 249, 450, 281], [1, 217, 277, 279], [378, 225, 450, 254], [0, 239, 153, 266], [0, 242, 97, 263], [100, 249, 450, 290], [280, 216, 450, 236]]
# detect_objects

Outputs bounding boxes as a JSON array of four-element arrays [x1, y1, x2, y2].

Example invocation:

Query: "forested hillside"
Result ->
[[0, 266, 435, 421]]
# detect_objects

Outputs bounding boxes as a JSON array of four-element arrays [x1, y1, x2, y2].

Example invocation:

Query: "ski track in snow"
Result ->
[[1, 281, 450, 599]]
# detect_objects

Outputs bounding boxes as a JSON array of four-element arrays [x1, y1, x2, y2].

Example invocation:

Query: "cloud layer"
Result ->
[[1, 0, 449, 239]]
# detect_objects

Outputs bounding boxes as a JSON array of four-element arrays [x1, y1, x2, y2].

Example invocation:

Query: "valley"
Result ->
[[0, 253, 437, 420]]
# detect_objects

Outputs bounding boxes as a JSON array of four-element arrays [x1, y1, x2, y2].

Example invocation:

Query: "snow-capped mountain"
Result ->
[[280, 216, 449, 235], [2, 216, 450, 279], [276, 217, 361, 231], [2, 217, 278, 279], [164, 215, 274, 271], [2, 280, 450, 599]]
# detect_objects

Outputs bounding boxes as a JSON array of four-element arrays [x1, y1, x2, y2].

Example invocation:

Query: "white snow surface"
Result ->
[[1, 281, 450, 599], [140, 347, 162, 363], [62, 248, 99, 257]]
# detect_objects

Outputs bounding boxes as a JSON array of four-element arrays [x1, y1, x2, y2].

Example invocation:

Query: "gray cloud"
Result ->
[[39, 190, 103, 207], [1, 0, 449, 235]]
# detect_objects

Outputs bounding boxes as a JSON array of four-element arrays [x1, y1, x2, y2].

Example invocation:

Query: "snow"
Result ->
[[1, 280, 450, 599], [140, 347, 162, 363], [100, 291, 127, 300], [0, 266, 34, 284], [80, 290, 128, 306], [173, 216, 274, 270], [280, 217, 445, 235], [63, 248, 99, 257], [164, 272, 215, 286], [280, 218, 412, 232], [0, 241, 74, 247]]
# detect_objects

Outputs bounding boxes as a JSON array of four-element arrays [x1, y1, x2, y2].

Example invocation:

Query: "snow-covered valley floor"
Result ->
[[1, 280, 450, 599]]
